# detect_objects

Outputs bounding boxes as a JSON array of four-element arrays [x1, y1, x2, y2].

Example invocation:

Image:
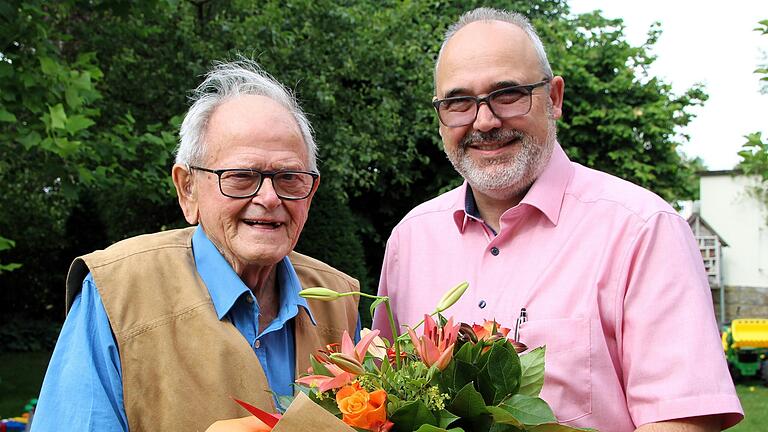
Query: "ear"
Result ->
[[304, 175, 320, 209], [433, 96, 445, 139], [171, 164, 200, 224], [548, 76, 565, 120]]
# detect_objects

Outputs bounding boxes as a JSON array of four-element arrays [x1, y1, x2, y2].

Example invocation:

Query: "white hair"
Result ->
[[434, 7, 553, 89], [176, 59, 317, 172]]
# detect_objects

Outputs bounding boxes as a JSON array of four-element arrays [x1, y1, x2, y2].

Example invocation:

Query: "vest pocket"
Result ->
[[517, 317, 592, 422]]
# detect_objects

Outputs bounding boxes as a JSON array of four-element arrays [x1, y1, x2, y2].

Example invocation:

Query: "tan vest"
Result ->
[[65, 227, 359, 432]]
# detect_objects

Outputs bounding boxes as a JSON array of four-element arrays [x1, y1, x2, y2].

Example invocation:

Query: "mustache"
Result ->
[[460, 129, 526, 149]]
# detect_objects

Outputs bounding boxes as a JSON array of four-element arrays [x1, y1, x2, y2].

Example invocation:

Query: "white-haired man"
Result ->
[[33, 60, 359, 431], [373, 8, 743, 431]]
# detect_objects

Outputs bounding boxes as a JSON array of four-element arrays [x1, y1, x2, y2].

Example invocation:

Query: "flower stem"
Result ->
[[337, 291, 401, 370], [384, 300, 401, 370]]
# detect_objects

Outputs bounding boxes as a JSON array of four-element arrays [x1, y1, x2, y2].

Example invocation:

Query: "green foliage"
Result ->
[[755, 20, 768, 93], [736, 20, 768, 214], [1, 0, 709, 324], [547, 11, 707, 202], [0, 236, 22, 274], [0, 320, 60, 352]]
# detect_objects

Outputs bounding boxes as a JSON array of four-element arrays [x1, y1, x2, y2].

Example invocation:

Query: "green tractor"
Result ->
[[722, 319, 768, 384]]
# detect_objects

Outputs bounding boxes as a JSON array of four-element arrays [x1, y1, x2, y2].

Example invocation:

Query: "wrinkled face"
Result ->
[[181, 95, 316, 273], [435, 21, 563, 200]]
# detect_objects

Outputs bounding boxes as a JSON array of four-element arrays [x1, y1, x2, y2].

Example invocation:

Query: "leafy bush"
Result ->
[[0, 320, 61, 352]]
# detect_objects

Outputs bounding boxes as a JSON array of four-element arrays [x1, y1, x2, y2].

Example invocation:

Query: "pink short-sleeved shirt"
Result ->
[[373, 143, 743, 430]]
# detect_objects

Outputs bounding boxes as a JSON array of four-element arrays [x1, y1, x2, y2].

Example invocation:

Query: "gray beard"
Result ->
[[445, 122, 557, 200]]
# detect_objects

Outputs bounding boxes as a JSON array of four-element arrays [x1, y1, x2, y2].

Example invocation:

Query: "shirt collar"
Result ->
[[451, 141, 573, 232], [192, 226, 315, 324], [518, 142, 573, 226]]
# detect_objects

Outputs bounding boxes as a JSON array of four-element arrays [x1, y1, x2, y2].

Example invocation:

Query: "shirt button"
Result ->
[[246, 296, 254, 304], [478, 300, 487, 309], [490, 246, 500, 256], [253, 339, 261, 349]]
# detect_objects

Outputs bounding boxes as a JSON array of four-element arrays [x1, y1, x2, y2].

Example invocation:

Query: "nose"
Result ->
[[473, 102, 502, 132], [251, 177, 282, 209]]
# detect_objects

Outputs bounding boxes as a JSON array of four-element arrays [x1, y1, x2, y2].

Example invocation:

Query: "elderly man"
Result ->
[[373, 8, 743, 431], [32, 60, 359, 431]]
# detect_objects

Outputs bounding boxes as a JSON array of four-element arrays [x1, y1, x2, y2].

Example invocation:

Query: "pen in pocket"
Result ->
[[513, 307, 527, 342]]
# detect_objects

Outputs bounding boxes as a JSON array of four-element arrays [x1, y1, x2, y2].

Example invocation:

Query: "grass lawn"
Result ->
[[0, 351, 51, 418], [731, 379, 768, 431], [0, 351, 766, 428]]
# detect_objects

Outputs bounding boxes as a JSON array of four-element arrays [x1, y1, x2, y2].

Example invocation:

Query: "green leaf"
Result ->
[[369, 296, 388, 319], [518, 346, 546, 397], [53, 137, 80, 158], [497, 395, 556, 426], [17, 131, 42, 150], [453, 340, 475, 362], [72, 71, 93, 90], [0, 263, 23, 274], [447, 382, 487, 419], [0, 236, 15, 251], [390, 400, 438, 430], [39, 56, 59, 76], [308, 391, 342, 416], [485, 406, 523, 427], [66, 86, 84, 109], [0, 108, 16, 122], [309, 353, 331, 376], [49, 104, 67, 130], [436, 409, 460, 429], [438, 358, 479, 394], [78, 167, 95, 184], [415, 425, 465, 432], [66, 115, 96, 135], [485, 341, 522, 404]]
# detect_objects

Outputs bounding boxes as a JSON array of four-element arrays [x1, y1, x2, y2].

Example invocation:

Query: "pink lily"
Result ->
[[407, 315, 460, 370], [296, 329, 380, 393]]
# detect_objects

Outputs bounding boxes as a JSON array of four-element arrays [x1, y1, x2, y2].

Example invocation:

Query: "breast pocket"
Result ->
[[517, 317, 592, 422]]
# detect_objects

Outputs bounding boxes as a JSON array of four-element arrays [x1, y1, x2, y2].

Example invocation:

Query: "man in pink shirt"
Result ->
[[372, 7, 743, 431]]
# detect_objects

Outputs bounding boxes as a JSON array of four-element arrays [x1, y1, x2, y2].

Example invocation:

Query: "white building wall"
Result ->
[[700, 173, 768, 288]]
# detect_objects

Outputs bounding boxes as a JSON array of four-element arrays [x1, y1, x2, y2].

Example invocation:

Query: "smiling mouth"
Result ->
[[243, 219, 283, 228], [469, 138, 519, 151]]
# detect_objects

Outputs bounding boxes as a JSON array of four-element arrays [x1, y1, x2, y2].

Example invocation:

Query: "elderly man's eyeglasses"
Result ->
[[189, 166, 319, 200], [432, 79, 551, 127]]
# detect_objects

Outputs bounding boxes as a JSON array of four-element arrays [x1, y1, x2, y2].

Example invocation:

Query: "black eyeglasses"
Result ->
[[432, 78, 551, 127], [189, 166, 319, 200]]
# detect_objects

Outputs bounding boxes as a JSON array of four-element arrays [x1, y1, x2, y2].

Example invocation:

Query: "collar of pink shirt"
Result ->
[[452, 142, 574, 233]]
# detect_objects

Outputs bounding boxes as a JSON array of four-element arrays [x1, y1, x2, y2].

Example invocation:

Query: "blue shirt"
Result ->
[[32, 226, 323, 431]]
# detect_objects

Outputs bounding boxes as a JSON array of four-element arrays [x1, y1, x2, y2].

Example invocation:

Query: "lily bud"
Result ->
[[299, 287, 340, 301], [435, 281, 469, 313], [328, 353, 366, 375]]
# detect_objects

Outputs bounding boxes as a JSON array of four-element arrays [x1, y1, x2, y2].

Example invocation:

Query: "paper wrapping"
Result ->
[[272, 392, 355, 432]]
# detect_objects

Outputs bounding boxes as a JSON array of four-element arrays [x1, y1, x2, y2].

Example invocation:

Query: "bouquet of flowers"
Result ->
[[238, 282, 594, 432]]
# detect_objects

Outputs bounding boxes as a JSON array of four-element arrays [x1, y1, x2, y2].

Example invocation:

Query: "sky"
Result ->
[[567, 0, 768, 171]]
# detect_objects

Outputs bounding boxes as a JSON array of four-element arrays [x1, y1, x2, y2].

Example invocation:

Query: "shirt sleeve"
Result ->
[[618, 212, 743, 428], [32, 273, 128, 432]]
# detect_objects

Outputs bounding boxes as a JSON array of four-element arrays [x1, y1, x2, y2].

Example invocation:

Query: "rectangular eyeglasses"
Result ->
[[432, 78, 551, 127], [189, 166, 319, 200]]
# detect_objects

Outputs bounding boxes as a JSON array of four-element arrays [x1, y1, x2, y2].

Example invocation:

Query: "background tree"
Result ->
[[737, 19, 768, 196], [1, 0, 707, 340]]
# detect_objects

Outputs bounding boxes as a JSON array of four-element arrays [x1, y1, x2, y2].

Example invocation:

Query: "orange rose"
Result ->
[[335, 383, 392, 432]]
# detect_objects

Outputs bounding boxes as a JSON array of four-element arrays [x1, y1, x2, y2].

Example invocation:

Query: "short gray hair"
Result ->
[[435, 8, 553, 89], [176, 59, 317, 172]]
